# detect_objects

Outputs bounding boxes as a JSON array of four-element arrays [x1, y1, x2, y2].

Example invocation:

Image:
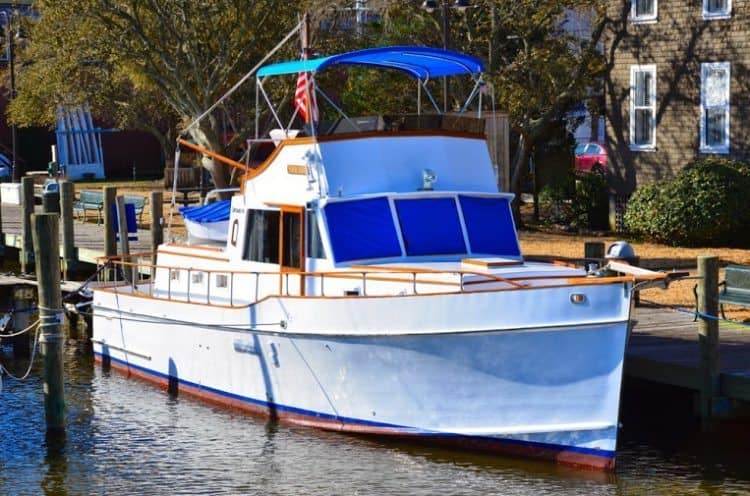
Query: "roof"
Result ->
[[257, 46, 484, 79]]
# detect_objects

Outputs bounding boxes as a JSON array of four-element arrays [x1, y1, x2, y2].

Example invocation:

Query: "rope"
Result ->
[[639, 297, 750, 328], [0, 318, 41, 338], [0, 323, 41, 381]]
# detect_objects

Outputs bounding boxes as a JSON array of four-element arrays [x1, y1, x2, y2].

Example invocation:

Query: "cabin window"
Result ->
[[394, 198, 466, 256], [700, 62, 730, 154], [170, 269, 180, 281], [191, 271, 205, 284], [458, 196, 521, 257], [631, 0, 657, 22], [215, 274, 229, 288], [243, 210, 280, 264], [630, 65, 656, 150], [324, 197, 402, 262], [307, 210, 325, 259], [703, 0, 731, 19]]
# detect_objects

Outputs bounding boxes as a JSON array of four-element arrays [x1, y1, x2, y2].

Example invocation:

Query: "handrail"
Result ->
[[95, 253, 647, 309]]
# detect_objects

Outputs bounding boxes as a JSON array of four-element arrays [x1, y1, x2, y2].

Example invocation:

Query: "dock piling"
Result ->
[[32, 213, 66, 434], [103, 186, 117, 281], [21, 177, 35, 273], [697, 255, 721, 418], [150, 191, 163, 262], [10, 286, 34, 358], [60, 181, 77, 279]]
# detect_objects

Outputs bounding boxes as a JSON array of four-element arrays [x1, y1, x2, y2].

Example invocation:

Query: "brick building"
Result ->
[[603, 0, 750, 195]]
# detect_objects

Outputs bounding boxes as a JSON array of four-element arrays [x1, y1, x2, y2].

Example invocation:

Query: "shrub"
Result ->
[[624, 158, 750, 246], [538, 171, 608, 230]]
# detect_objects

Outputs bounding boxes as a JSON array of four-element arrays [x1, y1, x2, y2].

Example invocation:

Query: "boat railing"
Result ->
[[95, 253, 636, 308]]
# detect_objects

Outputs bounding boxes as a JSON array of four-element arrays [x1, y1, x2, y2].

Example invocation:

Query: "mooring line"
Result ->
[[639, 298, 750, 329]]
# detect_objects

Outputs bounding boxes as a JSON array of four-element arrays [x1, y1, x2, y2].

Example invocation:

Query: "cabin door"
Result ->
[[279, 206, 305, 296]]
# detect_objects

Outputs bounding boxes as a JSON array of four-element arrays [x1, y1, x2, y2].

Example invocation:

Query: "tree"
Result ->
[[10, 0, 304, 188], [372, 1, 608, 215]]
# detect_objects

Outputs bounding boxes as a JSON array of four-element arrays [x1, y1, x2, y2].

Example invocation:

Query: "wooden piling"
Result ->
[[31, 213, 66, 434], [115, 195, 130, 255], [60, 181, 77, 279], [103, 186, 117, 281], [21, 177, 35, 273], [584, 241, 605, 265], [697, 255, 720, 418], [150, 191, 163, 253]]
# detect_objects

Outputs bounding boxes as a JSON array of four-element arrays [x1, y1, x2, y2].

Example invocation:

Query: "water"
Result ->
[[2, 347, 749, 496]]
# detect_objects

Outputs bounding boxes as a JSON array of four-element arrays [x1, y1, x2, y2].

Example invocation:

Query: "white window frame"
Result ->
[[631, 0, 657, 23], [629, 64, 657, 151], [703, 0, 731, 20], [700, 62, 730, 154]]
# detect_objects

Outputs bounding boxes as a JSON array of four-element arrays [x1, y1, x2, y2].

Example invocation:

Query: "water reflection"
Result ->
[[1, 346, 749, 495]]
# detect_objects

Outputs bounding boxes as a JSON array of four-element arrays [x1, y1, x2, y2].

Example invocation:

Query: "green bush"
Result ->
[[538, 171, 608, 230], [624, 158, 750, 246]]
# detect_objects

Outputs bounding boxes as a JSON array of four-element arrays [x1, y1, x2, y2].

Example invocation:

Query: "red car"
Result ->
[[574, 142, 607, 174]]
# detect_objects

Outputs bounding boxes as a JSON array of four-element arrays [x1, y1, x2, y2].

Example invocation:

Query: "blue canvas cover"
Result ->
[[458, 195, 521, 257], [395, 198, 466, 256], [258, 46, 484, 79], [179, 199, 231, 223], [111, 203, 137, 241], [325, 197, 402, 262]]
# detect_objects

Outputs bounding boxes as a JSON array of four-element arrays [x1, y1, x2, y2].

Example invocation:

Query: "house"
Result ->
[[603, 0, 750, 197]]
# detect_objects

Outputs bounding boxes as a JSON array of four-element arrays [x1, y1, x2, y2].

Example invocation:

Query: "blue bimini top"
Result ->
[[257, 46, 484, 79], [179, 199, 231, 223]]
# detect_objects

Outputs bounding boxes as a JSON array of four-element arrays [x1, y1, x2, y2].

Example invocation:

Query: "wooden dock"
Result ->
[[1, 202, 155, 264], [628, 304, 750, 404]]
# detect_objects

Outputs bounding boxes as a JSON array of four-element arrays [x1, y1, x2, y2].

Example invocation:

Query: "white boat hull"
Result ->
[[92, 282, 631, 470]]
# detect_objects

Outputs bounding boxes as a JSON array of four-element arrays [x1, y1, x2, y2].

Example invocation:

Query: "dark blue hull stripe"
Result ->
[[94, 350, 616, 459]]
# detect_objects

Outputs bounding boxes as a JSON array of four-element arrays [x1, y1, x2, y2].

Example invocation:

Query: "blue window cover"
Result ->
[[395, 198, 466, 256], [459, 196, 521, 257], [325, 197, 402, 262]]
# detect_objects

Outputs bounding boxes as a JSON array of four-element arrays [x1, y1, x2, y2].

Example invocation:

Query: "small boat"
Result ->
[[92, 45, 668, 471], [180, 199, 231, 243]]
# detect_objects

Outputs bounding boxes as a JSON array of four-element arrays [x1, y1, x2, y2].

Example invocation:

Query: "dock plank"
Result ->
[[628, 305, 750, 402]]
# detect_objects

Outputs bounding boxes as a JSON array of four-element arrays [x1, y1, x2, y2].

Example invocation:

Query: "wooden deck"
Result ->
[[1, 202, 155, 264], [628, 304, 750, 402]]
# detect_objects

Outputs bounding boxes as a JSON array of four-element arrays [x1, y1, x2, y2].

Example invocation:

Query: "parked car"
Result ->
[[574, 142, 607, 174]]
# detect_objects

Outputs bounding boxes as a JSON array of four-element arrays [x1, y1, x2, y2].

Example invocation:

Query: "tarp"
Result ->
[[325, 197, 402, 262], [395, 198, 466, 256], [179, 199, 231, 223], [459, 195, 521, 257], [258, 46, 484, 79]]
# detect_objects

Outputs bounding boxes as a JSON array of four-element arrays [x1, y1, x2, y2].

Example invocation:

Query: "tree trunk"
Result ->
[[509, 134, 533, 224]]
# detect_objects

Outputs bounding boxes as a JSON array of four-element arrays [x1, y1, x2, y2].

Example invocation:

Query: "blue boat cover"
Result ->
[[459, 195, 521, 257], [257, 46, 484, 79], [325, 197, 402, 262], [395, 198, 466, 256], [179, 199, 231, 223]]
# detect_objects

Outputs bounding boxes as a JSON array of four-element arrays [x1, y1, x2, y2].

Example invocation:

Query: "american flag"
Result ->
[[294, 63, 318, 123]]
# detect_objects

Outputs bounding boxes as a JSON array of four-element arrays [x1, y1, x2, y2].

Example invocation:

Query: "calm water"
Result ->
[[1, 345, 749, 496]]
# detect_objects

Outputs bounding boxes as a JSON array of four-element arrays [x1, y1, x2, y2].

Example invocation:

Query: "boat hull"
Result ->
[[92, 284, 630, 471]]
